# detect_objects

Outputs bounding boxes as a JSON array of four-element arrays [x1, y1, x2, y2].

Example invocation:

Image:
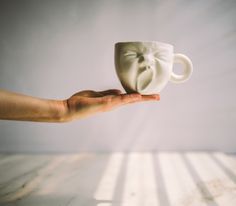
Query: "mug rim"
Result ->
[[115, 41, 173, 48]]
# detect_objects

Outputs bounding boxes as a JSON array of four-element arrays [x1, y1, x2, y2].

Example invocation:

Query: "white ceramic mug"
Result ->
[[115, 41, 193, 94]]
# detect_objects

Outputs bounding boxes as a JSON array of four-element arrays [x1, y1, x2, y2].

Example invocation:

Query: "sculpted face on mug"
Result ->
[[115, 42, 173, 94]]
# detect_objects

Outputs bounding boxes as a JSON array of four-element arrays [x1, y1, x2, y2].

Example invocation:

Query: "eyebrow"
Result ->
[[121, 45, 169, 54], [121, 45, 138, 52]]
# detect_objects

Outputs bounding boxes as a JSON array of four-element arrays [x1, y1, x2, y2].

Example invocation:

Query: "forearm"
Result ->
[[0, 90, 67, 122]]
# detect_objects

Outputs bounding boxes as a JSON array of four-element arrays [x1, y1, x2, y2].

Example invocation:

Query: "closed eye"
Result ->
[[153, 51, 170, 61], [123, 51, 138, 57]]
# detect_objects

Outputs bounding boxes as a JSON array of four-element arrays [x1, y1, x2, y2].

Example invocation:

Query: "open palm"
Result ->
[[65, 89, 160, 121]]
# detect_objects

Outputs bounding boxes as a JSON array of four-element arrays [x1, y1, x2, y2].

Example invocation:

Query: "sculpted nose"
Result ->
[[139, 54, 155, 65]]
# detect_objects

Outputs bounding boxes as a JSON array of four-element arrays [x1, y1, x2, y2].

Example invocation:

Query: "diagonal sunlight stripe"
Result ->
[[159, 152, 189, 205], [94, 153, 124, 202], [152, 153, 171, 206], [199, 153, 236, 182], [211, 153, 236, 182], [158, 152, 205, 206], [171, 153, 209, 206], [182, 153, 219, 206], [0, 156, 66, 203], [37, 154, 86, 195], [158, 153, 210, 206], [121, 153, 159, 206], [0, 155, 25, 167]]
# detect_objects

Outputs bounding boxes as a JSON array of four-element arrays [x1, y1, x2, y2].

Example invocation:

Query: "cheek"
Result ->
[[154, 61, 172, 75], [120, 58, 138, 71]]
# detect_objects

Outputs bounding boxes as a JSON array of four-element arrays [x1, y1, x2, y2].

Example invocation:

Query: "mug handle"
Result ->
[[170, 53, 193, 83]]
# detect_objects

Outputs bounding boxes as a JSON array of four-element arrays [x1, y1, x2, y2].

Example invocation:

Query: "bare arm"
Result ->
[[0, 89, 160, 122], [0, 89, 66, 122]]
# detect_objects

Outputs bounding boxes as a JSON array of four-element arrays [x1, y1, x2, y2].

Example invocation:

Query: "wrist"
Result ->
[[49, 99, 70, 122]]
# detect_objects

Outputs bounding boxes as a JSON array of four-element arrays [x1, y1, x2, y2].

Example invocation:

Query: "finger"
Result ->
[[73, 89, 123, 97], [111, 93, 160, 104], [122, 94, 160, 104], [99, 93, 159, 112], [106, 93, 143, 106], [99, 89, 122, 96], [140, 94, 160, 101], [96, 94, 139, 112], [72, 90, 103, 97]]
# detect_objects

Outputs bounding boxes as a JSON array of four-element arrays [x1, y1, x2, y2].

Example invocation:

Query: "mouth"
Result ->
[[136, 65, 155, 92]]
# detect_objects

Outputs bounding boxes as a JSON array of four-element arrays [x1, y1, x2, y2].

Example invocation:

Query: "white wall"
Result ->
[[0, 0, 235, 152]]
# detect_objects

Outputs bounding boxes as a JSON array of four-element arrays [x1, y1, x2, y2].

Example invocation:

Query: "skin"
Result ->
[[0, 89, 160, 122]]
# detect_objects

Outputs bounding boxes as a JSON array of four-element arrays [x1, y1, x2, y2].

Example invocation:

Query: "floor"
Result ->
[[0, 152, 235, 206]]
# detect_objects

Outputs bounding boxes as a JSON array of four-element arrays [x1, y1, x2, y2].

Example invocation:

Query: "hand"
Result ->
[[63, 89, 160, 121], [0, 89, 159, 122]]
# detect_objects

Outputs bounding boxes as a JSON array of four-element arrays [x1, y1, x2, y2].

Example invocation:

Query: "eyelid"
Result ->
[[123, 51, 137, 56], [153, 51, 166, 56], [153, 51, 169, 60]]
